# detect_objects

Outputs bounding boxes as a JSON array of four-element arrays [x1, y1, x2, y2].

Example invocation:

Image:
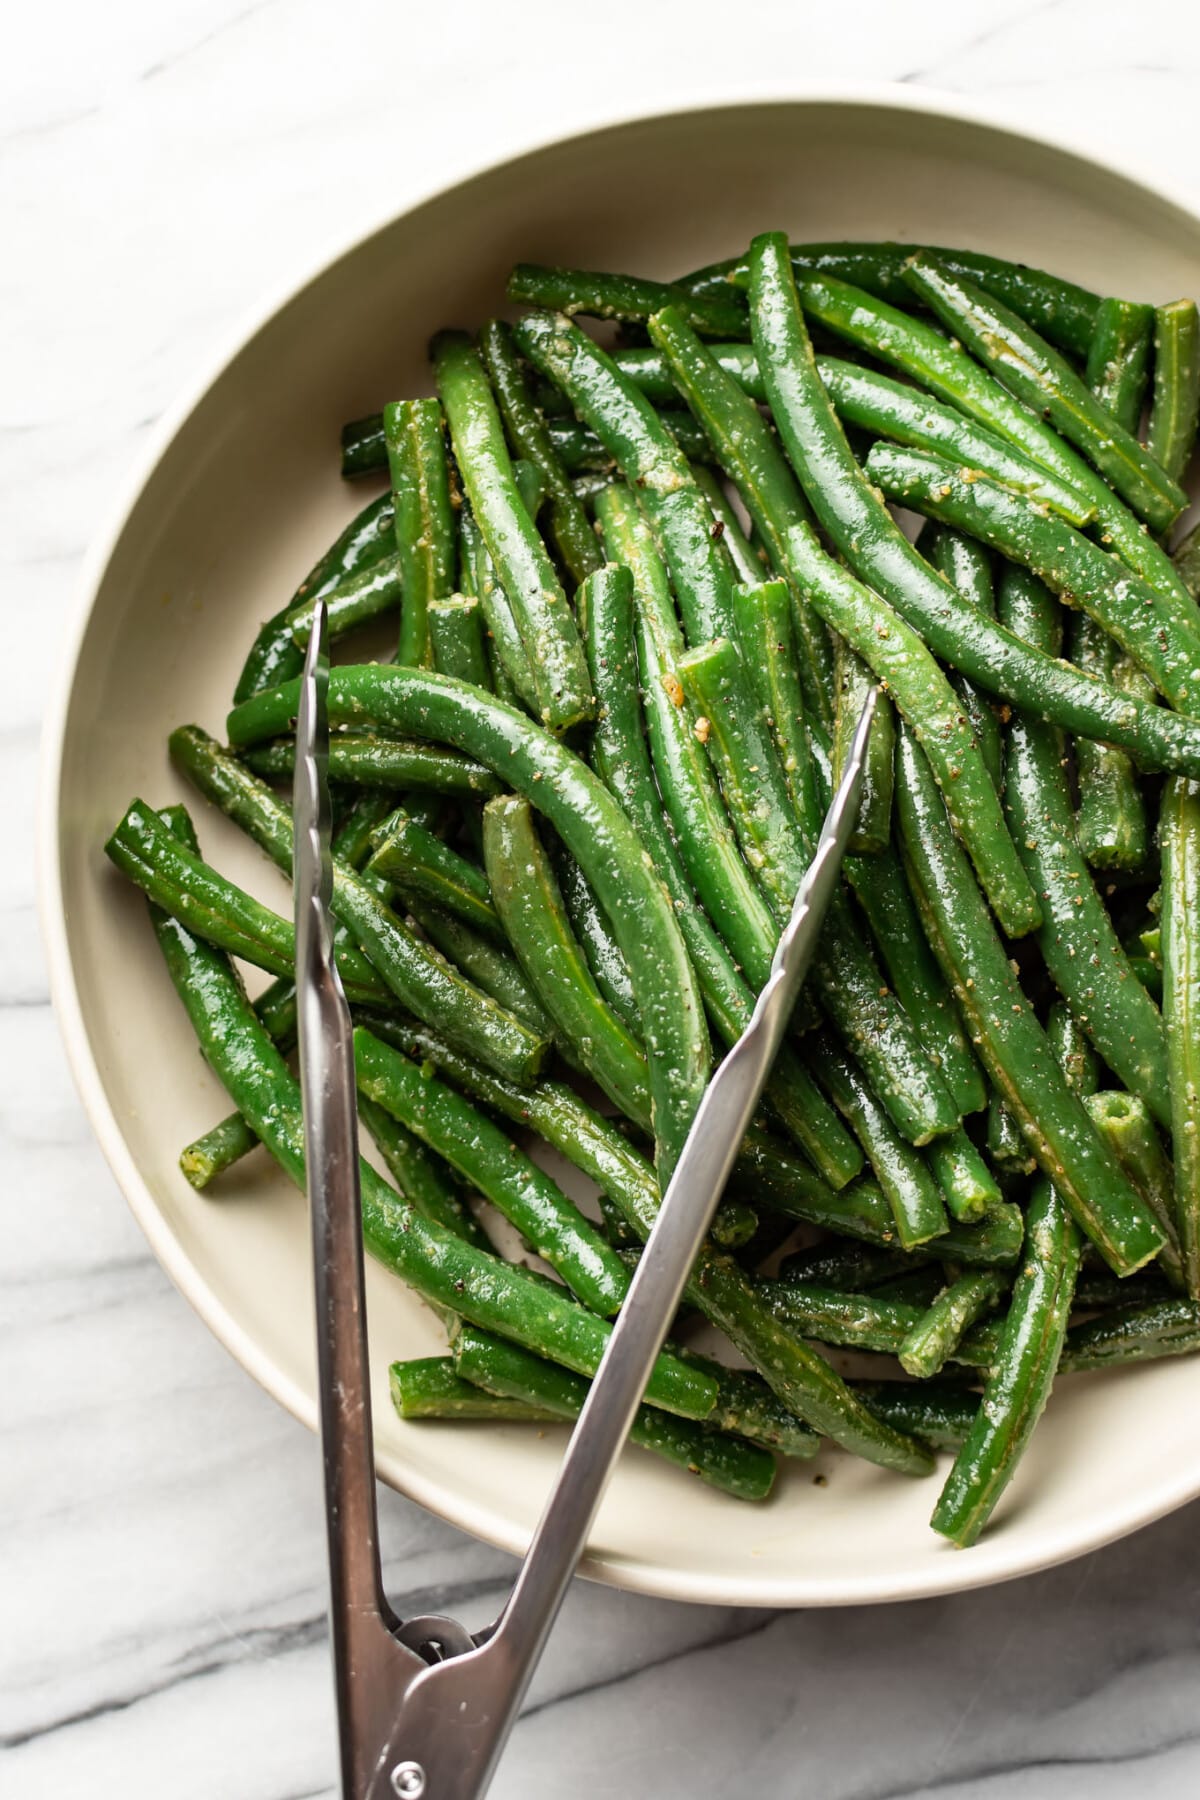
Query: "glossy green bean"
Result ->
[[832, 642, 893, 854], [367, 811, 502, 943], [228, 663, 709, 1176], [513, 311, 739, 647], [903, 253, 1186, 534], [932, 1180, 1081, 1547], [479, 319, 603, 587], [788, 522, 1040, 936], [809, 1032, 948, 1248], [353, 1027, 627, 1313], [357, 1092, 491, 1252], [433, 333, 593, 730], [285, 552, 402, 651], [582, 553, 862, 1188], [794, 268, 1191, 611], [1069, 610, 1149, 873], [895, 724, 1164, 1277], [926, 1130, 1001, 1226], [1059, 1296, 1200, 1372], [995, 564, 1171, 1122], [233, 491, 394, 704], [382, 397, 455, 667], [242, 733, 502, 796], [644, 303, 836, 725], [508, 261, 747, 339], [451, 1327, 777, 1500], [922, 524, 1003, 793], [548, 839, 640, 1033], [1083, 1090, 1183, 1290], [169, 724, 548, 1085], [1161, 775, 1200, 1296], [1146, 300, 1200, 483], [428, 595, 492, 690], [867, 444, 1200, 713], [1085, 297, 1153, 434], [849, 1379, 981, 1453], [1045, 1002, 1100, 1098], [686, 240, 1101, 358], [458, 502, 541, 712], [899, 1271, 1008, 1380], [483, 794, 652, 1129]]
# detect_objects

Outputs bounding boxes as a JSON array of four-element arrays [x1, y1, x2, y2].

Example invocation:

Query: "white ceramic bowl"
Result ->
[[42, 91, 1200, 1607]]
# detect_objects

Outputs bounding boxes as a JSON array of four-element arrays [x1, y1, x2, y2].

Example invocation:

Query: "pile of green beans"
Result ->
[[105, 231, 1200, 1547]]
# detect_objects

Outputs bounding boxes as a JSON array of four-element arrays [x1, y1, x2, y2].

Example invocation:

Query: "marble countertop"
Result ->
[[8, 3, 1200, 1793]]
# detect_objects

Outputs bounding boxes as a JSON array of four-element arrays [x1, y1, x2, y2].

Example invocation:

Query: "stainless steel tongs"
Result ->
[[293, 601, 876, 1800]]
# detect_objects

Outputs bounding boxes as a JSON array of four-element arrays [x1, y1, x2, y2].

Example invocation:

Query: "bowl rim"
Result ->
[[38, 81, 1200, 1608]]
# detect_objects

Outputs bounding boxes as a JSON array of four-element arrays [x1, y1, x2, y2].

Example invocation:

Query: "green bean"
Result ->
[[428, 594, 492, 690], [242, 734, 502, 797], [794, 268, 1191, 611], [229, 665, 710, 1176], [478, 319, 602, 587], [678, 1351, 819, 1458], [692, 468, 763, 585], [357, 1092, 491, 1252], [849, 1378, 981, 1453], [644, 303, 836, 725], [1046, 1002, 1100, 1098], [867, 444, 1200, 713], [745, 237, 1200, 767], [677, 633, 961, 1146], [987, 1093, 1036, 1178], [285, 552, 403, 651], [1069, 611, 1149, 873], [926, 1130, 1001, 1226], [340, 412, 388, 479], [895, 723, 1164, 1277], [832, 642, 893, 854], [783, 522, 1041, 937], [685, 240, 1101, 358], [1161, 775, 1200, 1296], [932, 1180, 1081, 1546], [610, 342, 765, 404], [432, 332, 593, 732], [233, 491, 394, 703], [390, 1358, 566, 1421], [452, 1326, 776, 1500], [1174, 520, 1200, 600], [105, 798, 389, 1003], [1083, 1090, 1183, 1290], [780, 1242, 924, 1292], [354, 1027, 627, 1313], [179, 1108, 261, 1191], [727, 575, 822, 832], [582, 553, 862, 1188], [359, 1014, 930, 1473], [169, 725, 548, 1085], [819, 359, 1095, 526], [1059, 1296, 1200, 1372], [482, 794, 652, 1129], [381, 397, 455, 667], [757, 1279, 923, 1356], [837, 846, 986, 1120], [156, 929, 715, 1418], [809, 1032, 948, 1248], [548, 412, 716, 472], [508, 261, 747, 339], [921, 524, 1003, 793], [547, 839, 640, 1033], [513, 311, 739, 647], [903, 253, 1187, 535], [402, 901, 554, 1042], [1085, 297, 1154, 435], [1146, 300, 1200, 483], [995, 564, 1171, 1122], [899, 1272, 1008, 1380], [458, 502, 541, 712], [367, 810, 503, 943]]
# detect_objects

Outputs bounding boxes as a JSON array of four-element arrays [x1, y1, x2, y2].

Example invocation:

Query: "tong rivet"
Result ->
[[390, 1762, 426, 1797]]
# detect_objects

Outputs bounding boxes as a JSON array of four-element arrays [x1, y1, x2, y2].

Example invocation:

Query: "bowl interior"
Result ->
[[49, 97, 1200, 1606]]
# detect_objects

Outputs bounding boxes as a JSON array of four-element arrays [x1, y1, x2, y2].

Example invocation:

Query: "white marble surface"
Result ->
[[8, 3, 1200, 1794]]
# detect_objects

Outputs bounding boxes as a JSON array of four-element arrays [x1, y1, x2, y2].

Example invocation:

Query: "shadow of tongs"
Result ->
[[293, 599, 877, 1800]]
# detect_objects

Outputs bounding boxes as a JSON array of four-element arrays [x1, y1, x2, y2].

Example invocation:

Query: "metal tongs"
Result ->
[[294, 601, 876, 1800]]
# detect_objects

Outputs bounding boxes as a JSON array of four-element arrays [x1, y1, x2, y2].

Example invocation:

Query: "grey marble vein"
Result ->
[[7, 2, 1200, 1796]]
